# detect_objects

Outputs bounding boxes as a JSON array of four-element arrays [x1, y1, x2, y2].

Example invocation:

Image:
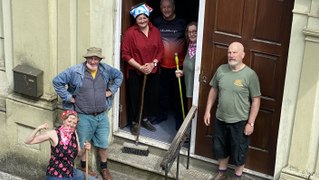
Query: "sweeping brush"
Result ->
[[122, 74, 149, 156], [122, 141, 149, 156]]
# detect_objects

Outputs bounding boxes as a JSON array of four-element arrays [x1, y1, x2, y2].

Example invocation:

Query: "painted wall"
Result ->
[[277, 0, 319, 179], [0, 0, 116, 178]]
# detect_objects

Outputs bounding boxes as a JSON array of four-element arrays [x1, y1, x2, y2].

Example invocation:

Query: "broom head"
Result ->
[[122, 142, 149, 156]]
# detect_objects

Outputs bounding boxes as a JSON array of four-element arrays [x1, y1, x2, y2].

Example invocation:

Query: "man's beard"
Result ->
[[228, 59, 239, 67]]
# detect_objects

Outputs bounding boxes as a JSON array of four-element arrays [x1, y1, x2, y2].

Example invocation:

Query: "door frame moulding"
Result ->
[[113, 1, 274, 179], [113, 0, 205, 155]]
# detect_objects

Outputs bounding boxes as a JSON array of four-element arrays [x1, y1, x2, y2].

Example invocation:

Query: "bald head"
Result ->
[[229, 42, 244, 52], [228, 42, 245, 69]]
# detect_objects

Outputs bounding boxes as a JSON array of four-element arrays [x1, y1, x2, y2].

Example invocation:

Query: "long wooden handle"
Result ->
[[175, 53, 186, 120], [85, 149, 88, 180], [136, 74, 147, 144]]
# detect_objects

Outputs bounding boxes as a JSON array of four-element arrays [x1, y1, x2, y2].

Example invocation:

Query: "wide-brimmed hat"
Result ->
[[83, 47, 105, 59], [130, 3, 153, 18]]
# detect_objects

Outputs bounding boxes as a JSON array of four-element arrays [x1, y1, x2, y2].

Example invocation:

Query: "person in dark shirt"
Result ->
[[152, 0, 187, 130], [121, 3, 164, 135], [25, 110, 98, 180]]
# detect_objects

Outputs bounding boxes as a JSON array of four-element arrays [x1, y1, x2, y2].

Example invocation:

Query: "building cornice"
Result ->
[[303, 28, 319, 42]]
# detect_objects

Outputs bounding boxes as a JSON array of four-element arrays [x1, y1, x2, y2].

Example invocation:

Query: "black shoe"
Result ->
[[142, 120, 156, 131], [131, 123, 139, 135]]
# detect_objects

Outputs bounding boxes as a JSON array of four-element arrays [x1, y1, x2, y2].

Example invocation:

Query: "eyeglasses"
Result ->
[[188, 31, 197, 35]]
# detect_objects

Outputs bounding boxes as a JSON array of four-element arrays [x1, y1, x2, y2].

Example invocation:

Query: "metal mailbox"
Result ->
[[13, 65, 43, 98]]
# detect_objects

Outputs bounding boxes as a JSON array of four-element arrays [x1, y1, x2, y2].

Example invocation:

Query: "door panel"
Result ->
[[195, 0, 293, 175], [119, 0, 145, 128]]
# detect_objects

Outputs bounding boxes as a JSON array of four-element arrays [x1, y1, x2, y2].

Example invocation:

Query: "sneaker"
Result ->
[[211, 172, 227, 180], [77, 167, 98, 177], [142, 119, 156, 131], [130, 123, 139, 135], [101, 168, 113, 180]]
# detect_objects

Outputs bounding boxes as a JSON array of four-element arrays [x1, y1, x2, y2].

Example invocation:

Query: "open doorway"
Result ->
[[119, 0, 200, 144]]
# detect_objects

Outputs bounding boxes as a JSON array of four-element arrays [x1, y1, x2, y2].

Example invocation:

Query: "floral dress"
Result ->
[[46, 126, 78, 178]]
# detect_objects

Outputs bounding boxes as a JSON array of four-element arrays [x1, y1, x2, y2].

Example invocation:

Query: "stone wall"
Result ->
[[0, 0, 116, 178], [277, 0, 319, 179]]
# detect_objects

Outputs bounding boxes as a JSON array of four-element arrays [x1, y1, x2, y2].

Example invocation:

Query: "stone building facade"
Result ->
[[0, 0, 318, 179]]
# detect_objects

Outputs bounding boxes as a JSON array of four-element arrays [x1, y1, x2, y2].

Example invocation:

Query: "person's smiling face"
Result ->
[[63, 115, 78, 129], [160, 0, 175, 20], [86, 56, 101, 71], [136, 14, 149, 29], [187, 25, 197, 43]]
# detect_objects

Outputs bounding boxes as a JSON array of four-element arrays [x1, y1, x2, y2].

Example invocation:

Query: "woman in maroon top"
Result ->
[[121, 3, 164, 135], [25, 110, 98, 180]]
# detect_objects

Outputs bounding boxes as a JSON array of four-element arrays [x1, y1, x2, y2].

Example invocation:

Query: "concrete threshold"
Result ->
[[108, 140, 212, 179], [109, 131, 272, 180]]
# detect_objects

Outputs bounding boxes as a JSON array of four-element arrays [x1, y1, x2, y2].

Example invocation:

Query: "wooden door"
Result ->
[[119, 0, 145, 128], [195, 0, 294, 175]]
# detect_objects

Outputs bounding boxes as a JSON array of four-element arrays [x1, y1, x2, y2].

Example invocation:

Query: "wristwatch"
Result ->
[[248, 122, 254, 127], [153, 61, 158, 67]]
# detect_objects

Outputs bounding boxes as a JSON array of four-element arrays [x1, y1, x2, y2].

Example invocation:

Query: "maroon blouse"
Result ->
[[121, 22, 164, 78]]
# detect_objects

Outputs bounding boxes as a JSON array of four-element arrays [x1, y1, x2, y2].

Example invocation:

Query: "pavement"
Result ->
[[0, 171, 22, 180]]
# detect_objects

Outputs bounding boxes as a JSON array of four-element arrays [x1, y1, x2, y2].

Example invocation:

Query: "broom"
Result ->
[[175, 53, 186, 120], [85, 149, 88, 180], [122, 74, 149, 156]]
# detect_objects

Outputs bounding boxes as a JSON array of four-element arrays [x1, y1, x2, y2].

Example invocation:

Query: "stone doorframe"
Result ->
[[276, 1, 319, 180]]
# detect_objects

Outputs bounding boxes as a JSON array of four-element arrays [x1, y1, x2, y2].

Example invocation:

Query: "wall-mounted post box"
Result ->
[[13, 65, 43, 98]]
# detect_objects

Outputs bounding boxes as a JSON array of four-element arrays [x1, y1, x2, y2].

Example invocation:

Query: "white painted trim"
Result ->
[[113, 0, 207, 156], [112, 0, 122, 132], [274, 7, 306, 180], [3, 0, 14, 88], [190, 0, 205, 154]]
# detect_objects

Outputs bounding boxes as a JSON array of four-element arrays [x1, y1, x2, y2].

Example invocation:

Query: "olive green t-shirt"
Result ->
[[209, 64, 261, 123]]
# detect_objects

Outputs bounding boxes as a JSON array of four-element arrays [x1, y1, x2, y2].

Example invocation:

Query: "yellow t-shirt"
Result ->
[[89, 69, 97, 79]]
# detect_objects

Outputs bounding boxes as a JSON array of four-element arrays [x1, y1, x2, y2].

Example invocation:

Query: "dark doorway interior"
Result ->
[[146, 0, 199, 23], [120, 0, 200, 144]]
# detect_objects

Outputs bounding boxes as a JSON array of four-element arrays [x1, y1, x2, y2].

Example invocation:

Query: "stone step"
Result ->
[[107, 135, 270, 180], [108, 138, 212, 180]]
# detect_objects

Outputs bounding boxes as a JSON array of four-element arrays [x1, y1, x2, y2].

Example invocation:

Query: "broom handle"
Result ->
[[175, 53, 186, 120], [136, 74, 147, 144], [85, 149, 88, 180]]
